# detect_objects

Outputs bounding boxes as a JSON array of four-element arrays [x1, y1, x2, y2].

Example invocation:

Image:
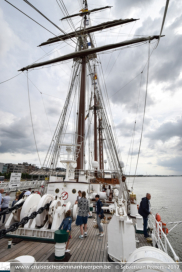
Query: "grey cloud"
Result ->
[[0, 116, 49, 154], [146, 119, 182, 142], [113, 0, 153, 16], [158, 156, 182, 173], [116, 116, 153, 137]]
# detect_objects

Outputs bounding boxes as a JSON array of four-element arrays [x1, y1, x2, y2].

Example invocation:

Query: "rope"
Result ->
[[0, 72, 22, 85], [106, 21, 137, 77], [110, 73, 141, 98], [4, 0, 56, 36], [23, 0, 65, 34], [41, 95, 52, 134], [132, 41, 151, 190], [27, 72, 42, 167], [23, 0, 77, 46], [125, 72, 143, 175]]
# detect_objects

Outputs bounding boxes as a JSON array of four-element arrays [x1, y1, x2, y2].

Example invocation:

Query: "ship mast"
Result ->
[[93, 65, 98, 163], [18, 2, 163, 176], [76, 0, 88, 171], [99, 118, 104, 170]]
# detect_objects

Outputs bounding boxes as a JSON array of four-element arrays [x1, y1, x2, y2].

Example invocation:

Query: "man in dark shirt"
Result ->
[[95, 195, 104, 237], [139, 193, 151, 238]]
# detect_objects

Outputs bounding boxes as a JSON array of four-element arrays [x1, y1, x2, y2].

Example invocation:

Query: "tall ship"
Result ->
[[0, 0, 181, 270]]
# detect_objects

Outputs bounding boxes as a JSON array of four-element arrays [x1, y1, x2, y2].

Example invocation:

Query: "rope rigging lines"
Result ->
[[2, 0, 169, 176], [0, 72, 22, 85], [132, 41, 151, 190], [26, 72, 42, 168], [5, 0, 76, 48], [4, 0, 56, 37]]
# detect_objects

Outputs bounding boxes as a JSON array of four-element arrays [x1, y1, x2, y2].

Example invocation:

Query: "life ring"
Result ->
[[156, 213, 161, 222], [162, 222, 169, 235]]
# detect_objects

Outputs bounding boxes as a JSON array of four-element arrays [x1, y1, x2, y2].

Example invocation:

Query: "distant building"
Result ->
[[1, 162, 39, 174], [0, 162, 4, 173], [2, 164, 8, 173]]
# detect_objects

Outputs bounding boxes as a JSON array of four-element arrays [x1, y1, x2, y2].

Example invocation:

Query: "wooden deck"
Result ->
[[0, 216, 150, 263], [0, 217, 109, 262]]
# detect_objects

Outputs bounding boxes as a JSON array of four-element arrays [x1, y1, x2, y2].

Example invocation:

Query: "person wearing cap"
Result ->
[[24, 188, 31, 196]]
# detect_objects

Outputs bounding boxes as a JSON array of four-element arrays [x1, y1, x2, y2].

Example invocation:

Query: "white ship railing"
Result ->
[[0, 180, 46, 192], [149, 214, 179, 262]]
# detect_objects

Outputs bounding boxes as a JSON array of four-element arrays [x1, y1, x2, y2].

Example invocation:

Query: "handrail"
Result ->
[[149, 214, 179, 262]]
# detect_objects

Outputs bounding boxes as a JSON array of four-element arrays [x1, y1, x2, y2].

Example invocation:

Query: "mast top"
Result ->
[[60, 6, 112, 20]]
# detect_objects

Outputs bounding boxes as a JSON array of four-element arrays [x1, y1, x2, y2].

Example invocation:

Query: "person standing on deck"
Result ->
[[139, 193, 152, 238], [18, 190, 25, 200], [106, 186, 110, 199], [40, 186, 45, 196], [0, 192, 11, 224], [59, 210, 72, 253], [24, 188, 31, 196], [75, 190, 82, 204], [12, 196, 19, 207], [95, 194, 104, 237], [0, 189, 4, 213], [76, 191, 89, 239]]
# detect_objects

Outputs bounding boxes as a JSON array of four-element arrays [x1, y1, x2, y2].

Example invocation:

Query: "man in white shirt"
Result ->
[[24, 188, 31, 196], [75, 190, 82, 204], [0, 192, 11, 224]]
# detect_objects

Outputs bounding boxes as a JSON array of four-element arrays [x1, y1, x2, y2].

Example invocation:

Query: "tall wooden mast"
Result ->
[[77, 0, 88, 170], [99, 118, 104, 170], [93, 65, 98, 162], [77, 57, 86, 170]]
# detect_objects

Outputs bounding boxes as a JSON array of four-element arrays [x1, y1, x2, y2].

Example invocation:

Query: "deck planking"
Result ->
[[0, 215, 150, 263]]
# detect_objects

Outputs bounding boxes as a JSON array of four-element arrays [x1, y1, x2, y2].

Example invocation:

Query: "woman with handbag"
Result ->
[[95, 194, 104, 237]]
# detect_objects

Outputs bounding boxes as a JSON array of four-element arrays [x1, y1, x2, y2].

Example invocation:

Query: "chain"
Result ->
[[0, 202, 25, 216], [0, 201, 52, 239]]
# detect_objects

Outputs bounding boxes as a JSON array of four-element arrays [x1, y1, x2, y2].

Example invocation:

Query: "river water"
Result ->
[[126, 176, 182, 260]]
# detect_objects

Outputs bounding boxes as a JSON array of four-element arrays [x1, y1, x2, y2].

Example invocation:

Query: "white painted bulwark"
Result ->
[[136, 214, 143, 231], [108, 214, 136, 262], [49, 176, 63, 182], [9, 173, 21, 188], [130, 203, 138, 217], [47, 182, 89, 205]]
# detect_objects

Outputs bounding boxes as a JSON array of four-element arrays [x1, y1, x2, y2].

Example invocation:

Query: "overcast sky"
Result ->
[[0, 0, 181, 175]]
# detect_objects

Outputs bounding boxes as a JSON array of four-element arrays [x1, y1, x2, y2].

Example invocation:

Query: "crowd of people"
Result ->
[[59, 190, 104, 253]]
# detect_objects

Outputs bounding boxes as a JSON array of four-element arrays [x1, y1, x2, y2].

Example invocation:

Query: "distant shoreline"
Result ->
[[126, 175, 182, 177]]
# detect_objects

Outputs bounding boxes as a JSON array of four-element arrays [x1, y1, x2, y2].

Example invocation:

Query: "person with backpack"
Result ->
[[59, 210, 72, 252], [95, 194, 104, 237], [138, 193, 152, 238]]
